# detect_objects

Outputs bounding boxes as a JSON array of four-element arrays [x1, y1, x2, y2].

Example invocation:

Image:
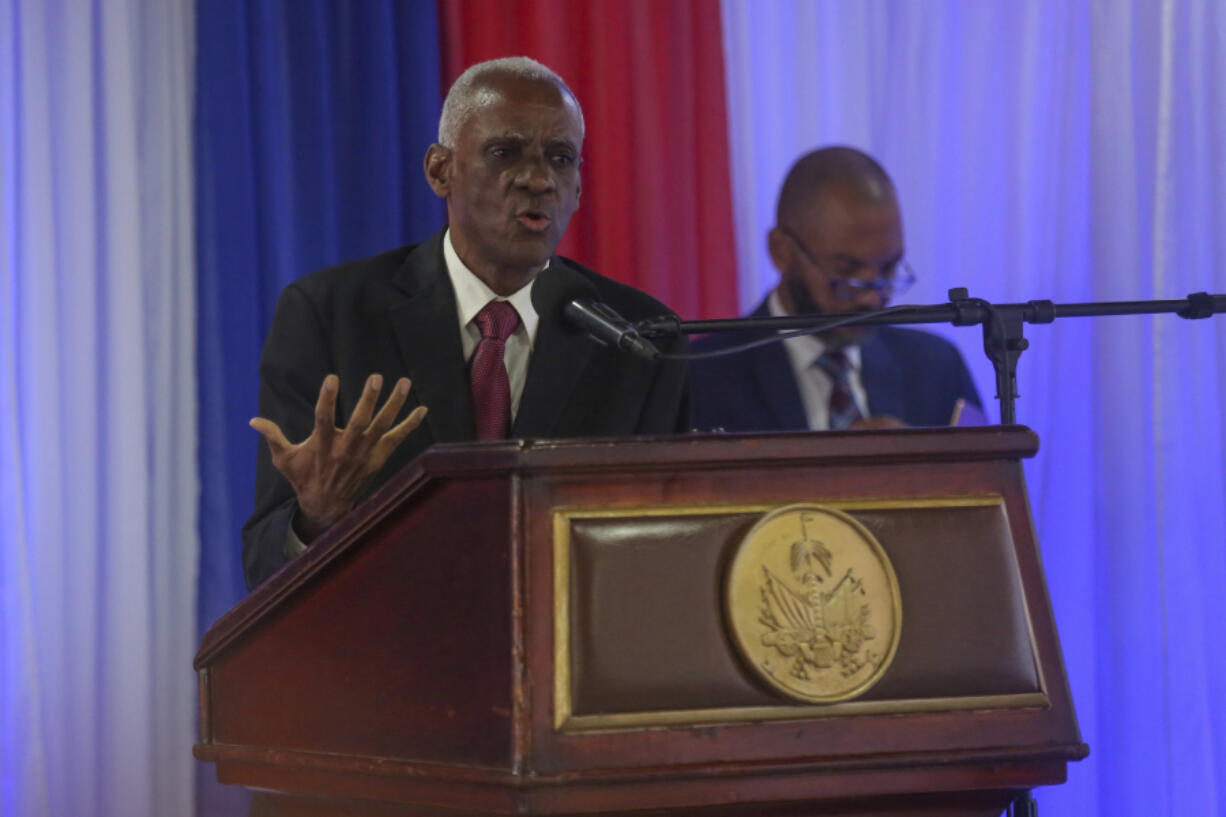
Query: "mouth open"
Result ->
[[516, 211, 551, 233]]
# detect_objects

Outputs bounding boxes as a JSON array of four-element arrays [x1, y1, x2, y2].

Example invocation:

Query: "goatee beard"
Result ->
[[782, 276, 871, 349]]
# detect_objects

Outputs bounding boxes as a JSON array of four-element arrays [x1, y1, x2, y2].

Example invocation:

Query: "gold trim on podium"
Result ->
[[559, 692, 1053, 734]]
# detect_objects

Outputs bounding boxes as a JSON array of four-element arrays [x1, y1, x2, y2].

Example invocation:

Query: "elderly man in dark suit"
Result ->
[[689, 147, 979, 433], [243, 58, 689, 588]]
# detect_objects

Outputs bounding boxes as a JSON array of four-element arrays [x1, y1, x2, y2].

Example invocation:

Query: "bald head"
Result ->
[[768, 147, 905, 337], [775, 146, 895, 226]]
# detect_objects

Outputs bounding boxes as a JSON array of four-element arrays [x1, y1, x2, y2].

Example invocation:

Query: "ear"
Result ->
[[423, 144, 453, 198], [767, 227, 791, 271]]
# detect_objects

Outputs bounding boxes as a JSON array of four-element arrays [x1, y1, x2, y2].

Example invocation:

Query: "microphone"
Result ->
[[563, 299, 661, 361]]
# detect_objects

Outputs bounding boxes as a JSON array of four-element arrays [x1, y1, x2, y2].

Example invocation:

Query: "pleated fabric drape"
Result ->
[[192, 3, 444, 812], [720, 3, 1226, 814], [0, 1, 197, 815]]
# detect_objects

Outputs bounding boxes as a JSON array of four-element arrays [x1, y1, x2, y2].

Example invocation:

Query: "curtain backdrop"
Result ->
[[721, 2, 1226, 814], [0, 1, 197, 816], [439, 0, 739, 321], [6, 3, 1225, 817], [193, 1, 443, 813]]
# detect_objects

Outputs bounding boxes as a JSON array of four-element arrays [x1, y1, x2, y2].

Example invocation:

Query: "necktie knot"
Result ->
[[474, 300, 520, 342], [815, 349, 852, 382]]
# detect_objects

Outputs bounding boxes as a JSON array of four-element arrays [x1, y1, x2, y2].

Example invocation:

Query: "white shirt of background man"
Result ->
[[769, 289, 870, 430]]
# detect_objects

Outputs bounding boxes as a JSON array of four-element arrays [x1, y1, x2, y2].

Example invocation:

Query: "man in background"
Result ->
[[689, 146, 980, 432], [242, 57, 689, 588]]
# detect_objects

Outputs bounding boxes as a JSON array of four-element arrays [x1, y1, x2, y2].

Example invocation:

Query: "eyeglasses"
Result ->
[[778, 225, 917, 302]]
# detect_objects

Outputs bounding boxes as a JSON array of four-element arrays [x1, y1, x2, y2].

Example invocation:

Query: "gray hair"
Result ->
[[437, 57, 585, 148]]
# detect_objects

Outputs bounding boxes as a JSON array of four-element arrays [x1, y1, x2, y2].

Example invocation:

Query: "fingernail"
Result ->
[[325, 374, 338, 391], [396, 378, 409, 395], [370, 374, 383, 391]]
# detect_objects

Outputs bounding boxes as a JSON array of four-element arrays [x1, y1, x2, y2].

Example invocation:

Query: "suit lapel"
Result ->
[[859, 332, 904, 420], [751, 342, 809, 430], [388, 232, 475, 443], [746, 299, 809, 431], [512, 265, 596, 437]]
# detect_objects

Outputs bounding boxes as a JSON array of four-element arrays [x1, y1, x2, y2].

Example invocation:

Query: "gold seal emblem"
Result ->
[[725, 504, 901, 703]]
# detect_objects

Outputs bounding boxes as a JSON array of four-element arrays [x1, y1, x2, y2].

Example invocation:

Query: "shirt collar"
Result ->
[[443, 228, 541, 347], [767, 288, 862, 370]]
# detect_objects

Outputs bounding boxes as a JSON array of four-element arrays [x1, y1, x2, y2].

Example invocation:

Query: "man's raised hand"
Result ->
[[249, 373, 428, 542]]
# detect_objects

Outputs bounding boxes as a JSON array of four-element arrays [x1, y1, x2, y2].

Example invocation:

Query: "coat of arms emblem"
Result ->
[[725, 504, 901, 703]]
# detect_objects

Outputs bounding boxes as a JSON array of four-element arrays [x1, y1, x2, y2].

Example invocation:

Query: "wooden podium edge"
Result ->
[[195, 739, 1088, 785], [195, 739, 1088, 815]]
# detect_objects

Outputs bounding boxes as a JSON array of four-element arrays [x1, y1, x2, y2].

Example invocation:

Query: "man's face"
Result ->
[[426, 74, 583, 292], [771, 183, 904, 345]]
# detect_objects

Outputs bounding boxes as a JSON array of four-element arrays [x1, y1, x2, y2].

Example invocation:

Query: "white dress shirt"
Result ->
[[769, 290, 871, 430]]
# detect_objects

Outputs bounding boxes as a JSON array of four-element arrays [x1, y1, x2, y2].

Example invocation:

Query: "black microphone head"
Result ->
[[531, 266, 599, 333], [531, 266, 661, 361]]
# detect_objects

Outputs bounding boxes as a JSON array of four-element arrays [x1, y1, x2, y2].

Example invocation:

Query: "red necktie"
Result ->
[[470, 300, 521, 440]]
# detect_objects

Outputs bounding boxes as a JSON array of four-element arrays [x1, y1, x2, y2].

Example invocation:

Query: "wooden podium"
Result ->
[[195, 427, 1086, 816]]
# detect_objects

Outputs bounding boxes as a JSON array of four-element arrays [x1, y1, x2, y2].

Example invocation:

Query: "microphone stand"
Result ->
[[635, 289, 1226, 425]]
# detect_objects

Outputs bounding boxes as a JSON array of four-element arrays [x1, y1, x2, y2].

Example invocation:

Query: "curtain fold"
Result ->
[[0, 1, 197, 815], [7, 3, 1223, 816], [194, 0, 444, 638], [193, 3, 443, 811], [721, 2, 1226, 814]]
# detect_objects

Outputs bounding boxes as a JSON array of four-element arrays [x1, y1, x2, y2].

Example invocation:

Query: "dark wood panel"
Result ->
[[203, 478, 516, 767]]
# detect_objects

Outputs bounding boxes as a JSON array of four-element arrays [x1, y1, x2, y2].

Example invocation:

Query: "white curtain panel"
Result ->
[[721, 1, 1226, 815], [0, 1, 197, 816]]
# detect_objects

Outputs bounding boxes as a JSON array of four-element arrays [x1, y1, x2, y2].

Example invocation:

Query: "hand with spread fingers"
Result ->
[[249, 372, 428, 542]]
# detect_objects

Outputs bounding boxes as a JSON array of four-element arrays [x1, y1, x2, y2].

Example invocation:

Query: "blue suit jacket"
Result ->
[[689, 298, 983, 432]]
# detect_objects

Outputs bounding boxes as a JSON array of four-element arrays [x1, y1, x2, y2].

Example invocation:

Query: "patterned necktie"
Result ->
[[815, 349, 863, 430], [470, 300, 521, 440]]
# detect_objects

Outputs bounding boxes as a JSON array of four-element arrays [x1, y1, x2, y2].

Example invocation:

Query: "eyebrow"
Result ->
[[481, 133, 579, 154]]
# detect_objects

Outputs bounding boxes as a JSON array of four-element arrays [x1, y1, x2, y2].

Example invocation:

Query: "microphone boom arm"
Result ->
[[634, 290, 1226, 425]]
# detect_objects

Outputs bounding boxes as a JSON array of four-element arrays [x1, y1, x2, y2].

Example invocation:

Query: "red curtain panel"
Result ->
[[438, 0, 739, 320]]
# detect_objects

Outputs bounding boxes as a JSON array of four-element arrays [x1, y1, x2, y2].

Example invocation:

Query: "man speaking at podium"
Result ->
[[689, 147, 980, 433], [242, 58, 689, 589]]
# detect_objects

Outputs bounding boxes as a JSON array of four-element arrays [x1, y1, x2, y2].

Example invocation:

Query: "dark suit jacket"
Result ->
[[689, 298, 981, 433], [243, 229, 690, 588]]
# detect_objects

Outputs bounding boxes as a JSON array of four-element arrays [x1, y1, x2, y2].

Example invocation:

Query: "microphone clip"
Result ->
[[564, 299, 662, 361]]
